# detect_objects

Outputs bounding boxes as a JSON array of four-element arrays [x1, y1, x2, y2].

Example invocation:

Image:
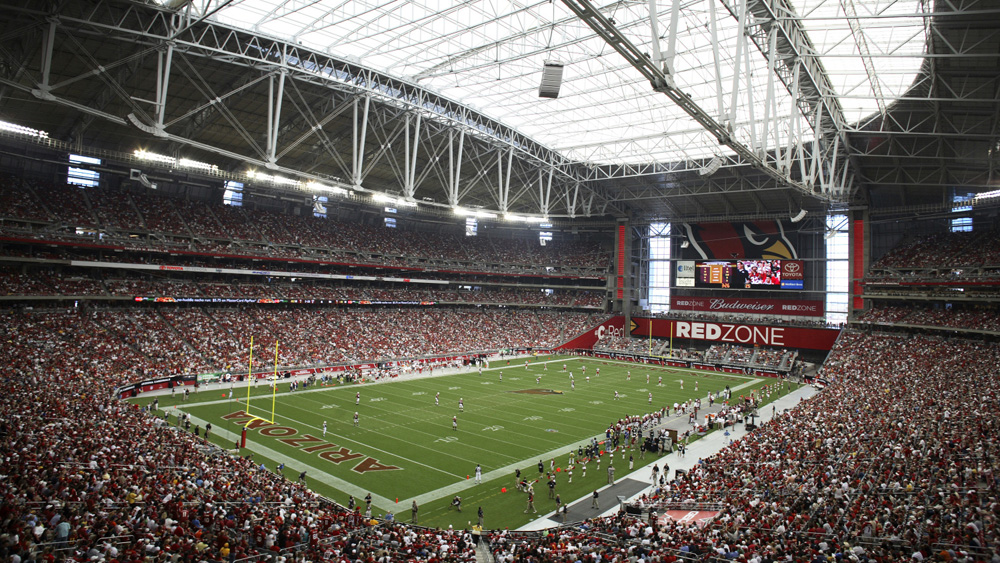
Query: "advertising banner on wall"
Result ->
[[675, 261, 696, 278], [670, 296, 824, 317], [557, 316, 628, 350], [631, 317, 840, 351]]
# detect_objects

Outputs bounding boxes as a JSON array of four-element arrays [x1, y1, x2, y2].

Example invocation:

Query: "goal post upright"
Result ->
[[244, 335, 254, 413], [270, 339, 279, 424], [241, 338, 279, 429]]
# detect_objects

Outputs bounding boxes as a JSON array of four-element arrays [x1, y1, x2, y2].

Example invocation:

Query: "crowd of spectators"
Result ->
[[0, 266, 603, 309], [0, 306, 609, 378], [0, 174, 49, 221], [864, 230, 1000, 285], [490, 330, 1000, 562], [2, 297, 998, 561], [701, 345, 794, 370], [0, 179, 609, 276], [592, 337, 703, 361], [8, 179, 1000, 561], [856, 304, 999, 332], [592, 336, 659, 356], [862, 287, 999, 301], [0, 308, 481, 562], [592, 339, 796, 370], [872, 230, 1000, 270], [0, 301, 609, 558]]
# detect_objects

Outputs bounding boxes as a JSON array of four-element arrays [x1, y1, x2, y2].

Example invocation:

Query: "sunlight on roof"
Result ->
[[211, 0, 926, 166]]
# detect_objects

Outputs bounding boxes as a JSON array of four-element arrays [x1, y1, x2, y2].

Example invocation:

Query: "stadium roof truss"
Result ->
[[0, 0, 995, 222]]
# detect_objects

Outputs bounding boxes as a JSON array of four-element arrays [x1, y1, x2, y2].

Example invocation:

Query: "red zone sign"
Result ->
[[222, 411, 400, 474], [659, 510, 719, 529], [632, 317, 840, 351], [556, 316, 839, 351]]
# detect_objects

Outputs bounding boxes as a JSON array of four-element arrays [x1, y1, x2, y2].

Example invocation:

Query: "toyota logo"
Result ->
[[783, 261, 801, 273]]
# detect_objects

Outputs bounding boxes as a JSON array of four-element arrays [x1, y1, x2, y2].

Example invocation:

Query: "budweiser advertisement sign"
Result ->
[[671, 296, 823, 317], [632, 317, 841, 351]]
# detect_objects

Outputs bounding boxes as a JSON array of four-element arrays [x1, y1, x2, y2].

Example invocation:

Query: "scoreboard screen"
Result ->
[[694, 260, 803, 290]]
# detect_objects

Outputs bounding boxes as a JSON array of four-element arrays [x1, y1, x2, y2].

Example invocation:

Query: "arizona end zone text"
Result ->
[[673, 321, 785, 346], [222, 411, 400, 474]]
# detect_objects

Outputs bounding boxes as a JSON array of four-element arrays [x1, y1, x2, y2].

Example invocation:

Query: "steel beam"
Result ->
[[559, 0, 830, 201]]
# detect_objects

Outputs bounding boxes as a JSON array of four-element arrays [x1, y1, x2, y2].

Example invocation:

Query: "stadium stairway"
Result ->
[[516, 383, 818, 531], [475, 535, 496, 563]]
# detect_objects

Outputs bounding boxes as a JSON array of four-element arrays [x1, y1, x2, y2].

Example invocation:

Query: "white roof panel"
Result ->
[[209, 0, 925, 166]]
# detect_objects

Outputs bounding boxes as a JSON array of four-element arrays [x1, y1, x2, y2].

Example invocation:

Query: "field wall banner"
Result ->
[[558, 316, 627, 350], [670, 296, 824, 317], [630, 317, 840, 351]]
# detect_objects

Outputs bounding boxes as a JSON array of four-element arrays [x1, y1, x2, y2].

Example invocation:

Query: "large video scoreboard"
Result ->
[[693, 259, 803, 290]]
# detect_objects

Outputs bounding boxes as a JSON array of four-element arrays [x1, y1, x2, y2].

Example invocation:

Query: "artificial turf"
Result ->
[[132, 355, 787, 529]]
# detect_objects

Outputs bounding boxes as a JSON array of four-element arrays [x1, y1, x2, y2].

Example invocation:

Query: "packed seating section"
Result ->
[[4, 315, 994, 562], [864, 230, 1000, 287], [857, 304, 999, 332], [872, 230, 1000, 270], [0, 304, 610, 561], [0, 307, 608, 378], [594, 338, 797, 370], [491, 330, 1000, 562], [0, 178, 609, 276], [2, 177, 998, 562], [0, 266, 604, 309]]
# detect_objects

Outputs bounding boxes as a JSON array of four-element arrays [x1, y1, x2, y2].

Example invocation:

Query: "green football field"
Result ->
[[135, 355, 787, 529]]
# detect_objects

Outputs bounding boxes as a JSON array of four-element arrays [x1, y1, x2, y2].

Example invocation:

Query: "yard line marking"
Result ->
[[183, 412, 398, 511], [179, 359, 770, 508], [408, 376, 765, 506], [275, 397, 525, 464], [259, 410, 465, 480]]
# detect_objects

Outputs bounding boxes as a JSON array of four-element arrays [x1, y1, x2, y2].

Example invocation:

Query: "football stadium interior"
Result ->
[[1, 0, 999, 561]]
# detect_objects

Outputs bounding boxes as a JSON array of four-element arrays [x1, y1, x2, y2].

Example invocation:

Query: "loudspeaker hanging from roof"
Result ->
[[538, 62, 564, 99]]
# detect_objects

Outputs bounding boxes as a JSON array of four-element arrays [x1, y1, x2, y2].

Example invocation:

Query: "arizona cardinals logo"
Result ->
[[682, 221, 798, 260]]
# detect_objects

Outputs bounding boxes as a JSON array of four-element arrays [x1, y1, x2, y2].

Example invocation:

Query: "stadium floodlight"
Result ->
[[373, 193, 417, 207], [274, 176, 300, 186], [790, 209, 808, 223], [134, 149, 176, 165], [974, 189, 1000, 201], [178, 158, 218, 172], [454, 207, 497, 219], [247, 169, 301, 187], [306, 181, 348, 196], [0, 120, 49, 138], [504, 214, 547, 223]]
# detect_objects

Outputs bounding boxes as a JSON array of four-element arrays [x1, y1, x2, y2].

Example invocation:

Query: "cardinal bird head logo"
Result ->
[[681, 221, 798, 260]]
